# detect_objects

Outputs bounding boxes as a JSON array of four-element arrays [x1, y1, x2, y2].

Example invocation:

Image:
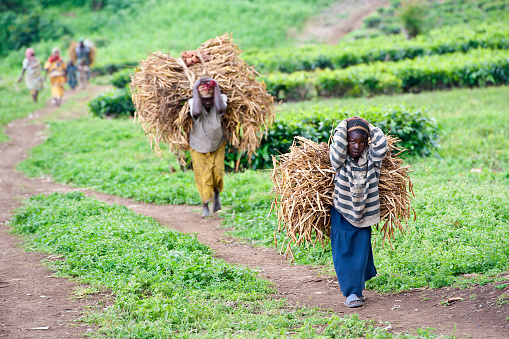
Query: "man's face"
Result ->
[[202, 98, 214, 110], [347, 131, 368, 159]]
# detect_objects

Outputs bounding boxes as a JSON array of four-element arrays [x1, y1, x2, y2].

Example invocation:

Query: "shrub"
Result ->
[[363, 13, 382, 28], [91, 61, 137, 76], [0, 11, 73, 57], [111, 68, 133, 88], [398, 0, 428, 38], [230, 105, 440, 170], [89, 88, 134, 118]]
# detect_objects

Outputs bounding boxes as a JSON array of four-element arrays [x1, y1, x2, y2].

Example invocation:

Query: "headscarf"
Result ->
[[49, 47, 61, 63], [25, 48, 35, 61], [192, 76, 227, 115], [198, 81, 215, 98]]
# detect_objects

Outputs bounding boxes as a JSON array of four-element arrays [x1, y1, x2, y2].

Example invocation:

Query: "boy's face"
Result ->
[[347, 131, 368, 159], [202, 97, 214, 110]]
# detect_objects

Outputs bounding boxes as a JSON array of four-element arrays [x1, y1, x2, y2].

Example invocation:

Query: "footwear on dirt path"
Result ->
[[1, 86, 508, 338]]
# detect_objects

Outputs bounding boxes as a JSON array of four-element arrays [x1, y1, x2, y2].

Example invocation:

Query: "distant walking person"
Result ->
[[44, 47, 67, 106], [67, 60, 78, 90], [18, 48, 44, 102], [75, 39, 91, 79], [188, 77, 228, 217], [77, 58, 90, 89]]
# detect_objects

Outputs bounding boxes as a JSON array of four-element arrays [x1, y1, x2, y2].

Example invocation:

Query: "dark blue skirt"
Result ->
[[330, 207, 377, 297]]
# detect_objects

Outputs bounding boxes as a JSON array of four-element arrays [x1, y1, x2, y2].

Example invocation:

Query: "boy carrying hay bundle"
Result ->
[[271, 116, 414, 309], [131, 34, 275, 217], [188, 77, 228, 217], [329, 117, 387, 308]]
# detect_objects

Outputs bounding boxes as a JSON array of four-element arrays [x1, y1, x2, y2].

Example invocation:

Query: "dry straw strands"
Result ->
[[377, 135, 416, 247], [130, 34, 275, 168], [67, 41, 96, 65], [271, 135, 414, 261]]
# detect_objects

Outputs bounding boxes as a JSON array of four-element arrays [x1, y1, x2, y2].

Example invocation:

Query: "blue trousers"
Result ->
[[330, 207, 377, 297]]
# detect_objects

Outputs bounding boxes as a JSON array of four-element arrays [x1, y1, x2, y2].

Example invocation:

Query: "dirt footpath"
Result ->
[[293, 0, 390, 44], [1, 89, 508, 338]]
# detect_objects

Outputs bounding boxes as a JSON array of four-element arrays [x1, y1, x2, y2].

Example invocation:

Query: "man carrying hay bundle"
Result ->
[[329, 117, 388, 308], [188, 77, 228, 217]]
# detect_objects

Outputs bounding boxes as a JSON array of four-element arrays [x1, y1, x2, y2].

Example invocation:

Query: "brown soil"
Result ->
[[292, 0, 390, 44], [1, 87, 509, 338]]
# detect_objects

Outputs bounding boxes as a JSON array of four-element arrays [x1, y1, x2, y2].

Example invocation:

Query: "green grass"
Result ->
[[0, 0, 341, 136], [355, 0, 509, 39], [39, 0, 338, 66], [18, 85, 509, 294], [18, 116, 199, 204], [10, 192, 446, 338], [0, 76, 50, 143]]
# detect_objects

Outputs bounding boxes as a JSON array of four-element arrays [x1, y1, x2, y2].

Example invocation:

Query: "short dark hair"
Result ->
[[347, 119, 369, 139]]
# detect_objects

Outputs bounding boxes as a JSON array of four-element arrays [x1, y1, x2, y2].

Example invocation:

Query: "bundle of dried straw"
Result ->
[[67, 41, 96, 66], [130, 34, 275, 168], [271, 135, 414, 261]]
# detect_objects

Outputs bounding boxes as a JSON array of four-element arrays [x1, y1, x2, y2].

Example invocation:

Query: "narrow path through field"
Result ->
[[1, 87, 508, 338], [293, 0, 390, 44]]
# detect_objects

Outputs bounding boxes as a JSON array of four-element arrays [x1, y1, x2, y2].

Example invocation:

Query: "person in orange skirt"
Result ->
[[44, 47, 67, 106]]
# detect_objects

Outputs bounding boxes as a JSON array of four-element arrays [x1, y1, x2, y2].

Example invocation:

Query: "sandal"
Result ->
[[359, 295, 366, 301], [344, 294, 364, 308]]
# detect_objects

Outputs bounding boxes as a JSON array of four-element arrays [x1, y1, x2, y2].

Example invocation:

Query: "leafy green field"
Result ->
[[354, 0, 509, 39], [0, 0, 338, 141], [11, 192, 447, 338], [0, 78, 50, 143], [18, 86, 509, 294], [245, 22, 509, 73], [34, 0, 338, 66], [265, 48, 509, 100], [4, 0, 509, 336]]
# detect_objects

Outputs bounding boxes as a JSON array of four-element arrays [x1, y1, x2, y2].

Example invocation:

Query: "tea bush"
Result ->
[[245, 22, 509, 73], [111, 68, 133, 88], [89, 88, 134, 118], [91, 61, 137, 76], [231, 105, 439, 170], [265, 48, 509, 100]]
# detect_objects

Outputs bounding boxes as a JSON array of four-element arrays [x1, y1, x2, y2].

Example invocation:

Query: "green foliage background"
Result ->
[[17, 86, 509, 293], [3, 0, 509, 336]]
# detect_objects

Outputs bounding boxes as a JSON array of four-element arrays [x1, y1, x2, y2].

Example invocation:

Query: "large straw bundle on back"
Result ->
[[67, 41, 96, 65], [271, 135, 414, 261], [131, 34, 275, 167]]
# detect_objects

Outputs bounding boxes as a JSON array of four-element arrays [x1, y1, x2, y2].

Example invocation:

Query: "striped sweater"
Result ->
[[329, 120, 388, 228]]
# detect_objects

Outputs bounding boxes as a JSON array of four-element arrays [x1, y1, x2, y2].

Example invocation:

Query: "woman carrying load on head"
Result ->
[[17, 48, 44, 102], [44, 47, 67, 106], [329, 116, 388, 308], [188, 77, 228, 217]]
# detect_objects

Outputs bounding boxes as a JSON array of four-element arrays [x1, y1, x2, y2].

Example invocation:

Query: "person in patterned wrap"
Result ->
[[188, 77, 228, 217]]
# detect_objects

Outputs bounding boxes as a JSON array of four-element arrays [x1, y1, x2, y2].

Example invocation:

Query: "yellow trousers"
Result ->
[[190, 143, 225, 203], [50, 75, 66, 99]]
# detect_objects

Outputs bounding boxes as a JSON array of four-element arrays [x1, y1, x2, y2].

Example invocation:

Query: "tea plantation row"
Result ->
[[244, 22, 509, 73], [265, 48, 509, 100]]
